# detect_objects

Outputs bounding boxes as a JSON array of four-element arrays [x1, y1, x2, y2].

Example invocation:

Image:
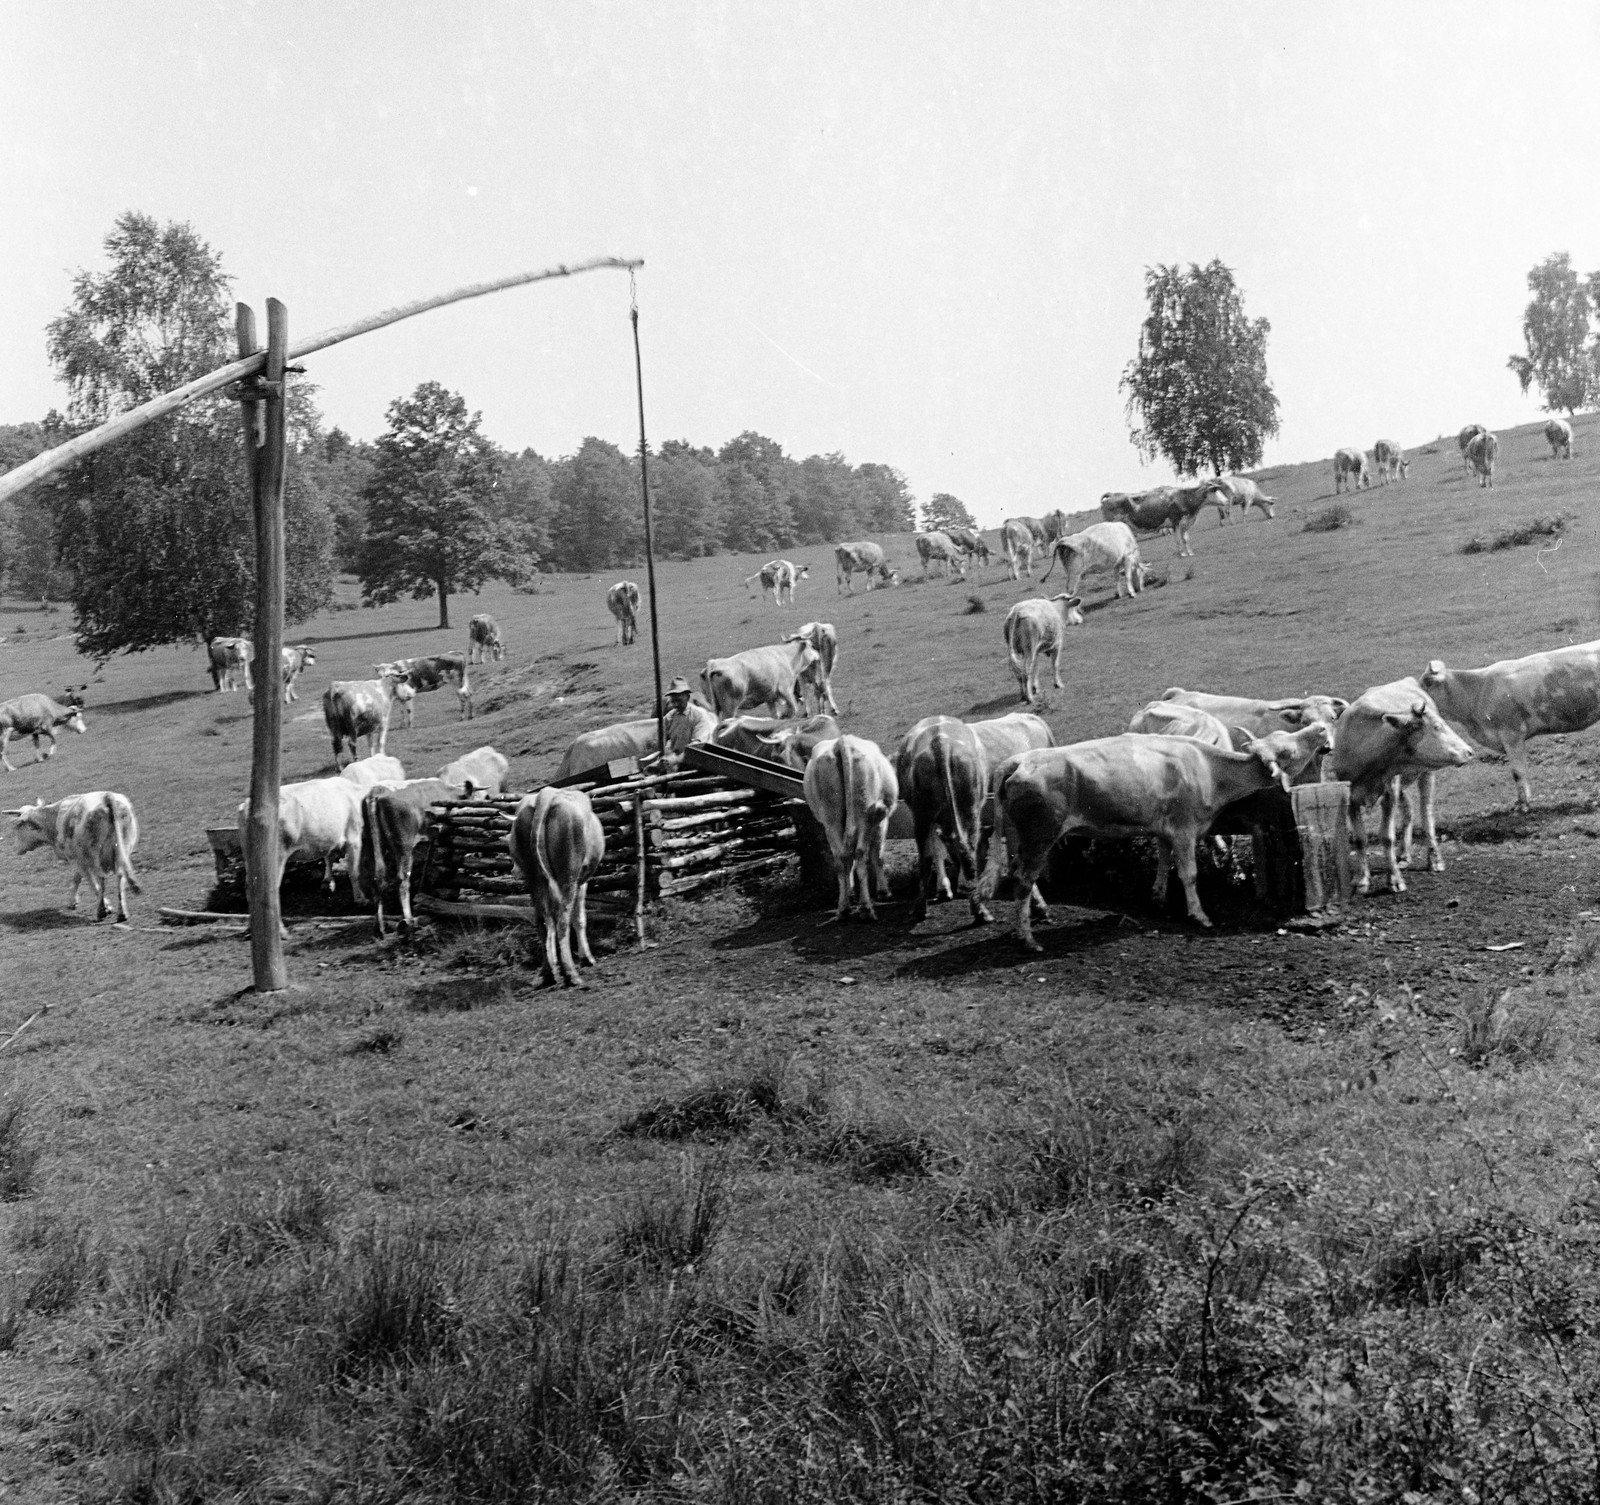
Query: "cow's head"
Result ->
[[795, 564, 811, 580], [59, 708, 87, 735], [1240, 737, 1294, 793], [1397, 460, 1410, 480], [1049, 594, 1085, 627], [1381, 699, 1473, 767], [298, 646, 317, 669], [6, 802, 50, 854]]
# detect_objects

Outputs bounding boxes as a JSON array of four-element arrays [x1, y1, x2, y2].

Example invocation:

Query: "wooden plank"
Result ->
[[682, 743, 806, 798]]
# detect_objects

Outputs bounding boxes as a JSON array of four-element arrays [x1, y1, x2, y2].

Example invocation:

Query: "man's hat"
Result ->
[[666, 675, 692, 696]]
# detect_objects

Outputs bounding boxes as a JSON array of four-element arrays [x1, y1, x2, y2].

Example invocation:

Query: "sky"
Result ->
[[5, 0, 1600, 528]]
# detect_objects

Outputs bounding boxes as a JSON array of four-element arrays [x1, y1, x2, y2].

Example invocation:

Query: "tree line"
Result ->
[[0, 213, 937, 651]]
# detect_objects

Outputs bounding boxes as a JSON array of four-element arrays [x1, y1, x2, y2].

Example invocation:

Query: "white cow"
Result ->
[[1465, 430, 1498, 488], [803, 734, 899, 921], [1001, 594, 1084, 703], [1200, 475, 1278, 521], [1372, 440, 1409, 485], [468, 613, 504, 663], [1128, 701, 1241, 748], [608, 581, 641, 645], [896, 716, 990, 923], [743, 559, 809, 605], [340, 754, 407, 790], [7, 791, 142, 922], [437, 745, 510, 797], [508, 787, 607, 987], [0, 694, 87, 772], [784, 621, 840, 715], [833, 542, 898, 594], [1000, 519, 1036, 581], [1333, 448, 1370, 494], [913, 531, 969, 581], [323, 673, 404, 766], [1545, 418, 1573, 460], [1041, 521, 1147, 599], [1159, 688, 1348, 743], [701, 640, 819, 720], [239, 776, 367, 936], [208, 636, 253, 693]]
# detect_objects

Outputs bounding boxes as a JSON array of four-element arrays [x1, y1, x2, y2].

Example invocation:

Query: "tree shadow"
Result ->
[[93, 689, 208, 718], [0, 906, 91, 932], [300, 624, 450, 647], [966, 692, 1026, 717], [1453, 799, 1593, 845]]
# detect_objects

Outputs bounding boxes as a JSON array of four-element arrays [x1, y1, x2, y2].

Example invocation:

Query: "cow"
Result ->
[[967, 712, 1056, 920], [1041, 521, 1147, 600], [711, 713, 841, 770], [1331, 679, 1474, 894], [437, 745, 510, 797], [702, 640, 819, 720], [358, 778, 456, 937], [1546, 417, 1574, 460], [1199, 476, 1277, 522], [1458, 424, 1486, 474], [803, 734, 899, 922], [608, 581, 641, 645], [743, 559, 810, 606], [323, 672, 404, 767], [554, 703, 716, 782], [468, 613, 504, 663], [1372, 440, 1409, 485], [1128, 700, 1241, 748], [947, 527, 991, 566], [1000, 518, 1036, 580], [1008, 512, 1067, 547], [1466, 429, 1498, 488], [783, 621, 840, 716], [340, 754, 407, 790], [1159, 688, 1349, 746], [896, 716, 989, 923], [1098, 486, 1210, 557], [1001, 594, 1084, 703], [392, 680, 417, 729], [380, 654, 473, 721], [238, 776, 367, 936], [208, 636, 253, 693], [279, 644, 316, 703], [834, 542, 898, 594], [1419, 641, 1600, 811], [982, 732, 1300, 947], [914, 530, 968, 581], [1333, 448, 1370, 494], [0, 694, 88, 772], [508, 786, 606, 987], [7, 791, 141, 922]]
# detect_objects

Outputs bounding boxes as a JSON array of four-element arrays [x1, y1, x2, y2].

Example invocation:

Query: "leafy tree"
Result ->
[[1507, 252, 1598, 417], [358, 382, 538, 629], [651, 443, 720, 558], [0, 418, 73, 601], [44, 211, 335, 655], [498, 447, 555, 554], [854, 462, 917, 532], [1120, 259, 1280, 478], [717, 431, 795, 551], [296, 427, 375, 573], [923, 492, 977, 533], [546, 436, 640, 572]]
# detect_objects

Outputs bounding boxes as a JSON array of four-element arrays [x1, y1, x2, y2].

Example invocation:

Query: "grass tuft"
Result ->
[[24, 1222, 104, 1315], [619, 1052, 818, 1139], [1305, 503, 1358, 533], [345, 1025, 403, 1055], [1454, 988, 1555, 1067], [1461, 514, 1570, 553], [606, 1157, 730, 1273], [964, 594, 986, 614], [0, 1098, 40, 1202]]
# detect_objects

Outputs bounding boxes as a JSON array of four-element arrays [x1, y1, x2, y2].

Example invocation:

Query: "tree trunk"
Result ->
[[437, 582, 450, 630]]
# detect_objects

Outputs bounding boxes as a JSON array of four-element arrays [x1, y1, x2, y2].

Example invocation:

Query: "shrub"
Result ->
[[964, 594, 986, 614], [1461, 515, 1570, 553], [1304, 503, 1357, 533]]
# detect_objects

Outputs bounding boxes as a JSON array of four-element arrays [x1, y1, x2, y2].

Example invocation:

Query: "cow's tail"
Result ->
[[531, 797, 567, 912], [111, 797, 142, 893], [358, 789, 384, 904], [934, 731, 974, 873], [976, 761, 1017, 900]]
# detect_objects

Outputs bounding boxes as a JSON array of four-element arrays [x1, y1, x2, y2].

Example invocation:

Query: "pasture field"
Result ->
[[5, 416, 1600, 1498]]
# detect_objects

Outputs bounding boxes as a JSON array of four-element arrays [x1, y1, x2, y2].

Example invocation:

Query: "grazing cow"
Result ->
[[1458, 424, 1486, 474], [1098, 485, 1210, 557], [437, 745, 510, 797], [608, 581, 641, 645], [947, 527, 991, 566], [508, 787, 606, 987], [380, 654, 473, 721], [208, 636, 253, 693], [1041, 521, 1147, 599], [238, 776, 367, 935], [744, 559, 810, 606], [1333, 448, 1370, 494], [1008, 512, 1068, 547], [340, 754, 407, 790], [896, 716, 990, 923], [0, 694, 88, 772], [1331, 679, 1473, 894], [803, 734, 899, 921], [1000, 518, 1036, 580], [914, 530, 969, 581], [834, 542, 899, 594], [7, 791, 141, 922], [712, 713, 841, 770], [1200, 475, 1277, 522], [1001, 594, 1084, 703], [784, 621, 840, 716], [279, 644, 316, 703], [468, 613, 504, 663], [1465, 429, 1498, 488], [1372, 440, 1409, 485], [323, 672, 404, 766], [1546, 417, 1574, 460], [1160, 688, 1349, 744], [1419, 641, 1600, 811], [702, 640, 819, 720], [358, 778, 456, 937], [984, 733, 1298, 946]]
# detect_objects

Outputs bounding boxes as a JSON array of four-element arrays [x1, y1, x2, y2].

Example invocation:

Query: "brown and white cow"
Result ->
[[0, 694, 88, 772], [379, 654, 473, 721], [280, 644, 316, 703], [1001, 594, 1084, 703], [468, 613, 504, 663], [1199, 475, 1277, 522], [783, 621, 840, 716], [982, 732, 1298, 946], [1545, 417, 1574, 460], [702, 640, 819, 720], [208, 636, 253, 693], [508, 786, 607, 987], [437, 745, 510, 797], [1372, 440, 1409, 485], [1041, 521, 1147, 600], [323, 672, 404, 766], [7, 791, 141, 922], [834, 542, 898, 594], [947, 527, 991, 566], [896, 716, 989, 923], [711, 713, 841, 770], [804, 734, 899, 921], [608, 581, 641, 645], [1420, 640, 1600, 811], [1098, 485, 1211, 557], [358, 778, 457, 936], [914, 530, 969, 581], [744, 559, 810, 606], [1333, 448, 1370, 494], [1331, 679, 1474, 894], [1465, 429, 1498, 488], [1000, 518, 1036, 580], [1458, 424, 1486, 474]]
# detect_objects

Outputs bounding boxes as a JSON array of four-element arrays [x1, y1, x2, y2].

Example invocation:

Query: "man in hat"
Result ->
[[662, 675, 717, 764]]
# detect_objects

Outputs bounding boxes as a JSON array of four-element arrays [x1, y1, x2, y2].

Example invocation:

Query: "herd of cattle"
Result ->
[[5, 422, 1598, 974]]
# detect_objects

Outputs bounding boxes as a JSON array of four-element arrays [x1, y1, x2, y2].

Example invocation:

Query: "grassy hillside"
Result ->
[[3, 412, 1600, 1499]]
